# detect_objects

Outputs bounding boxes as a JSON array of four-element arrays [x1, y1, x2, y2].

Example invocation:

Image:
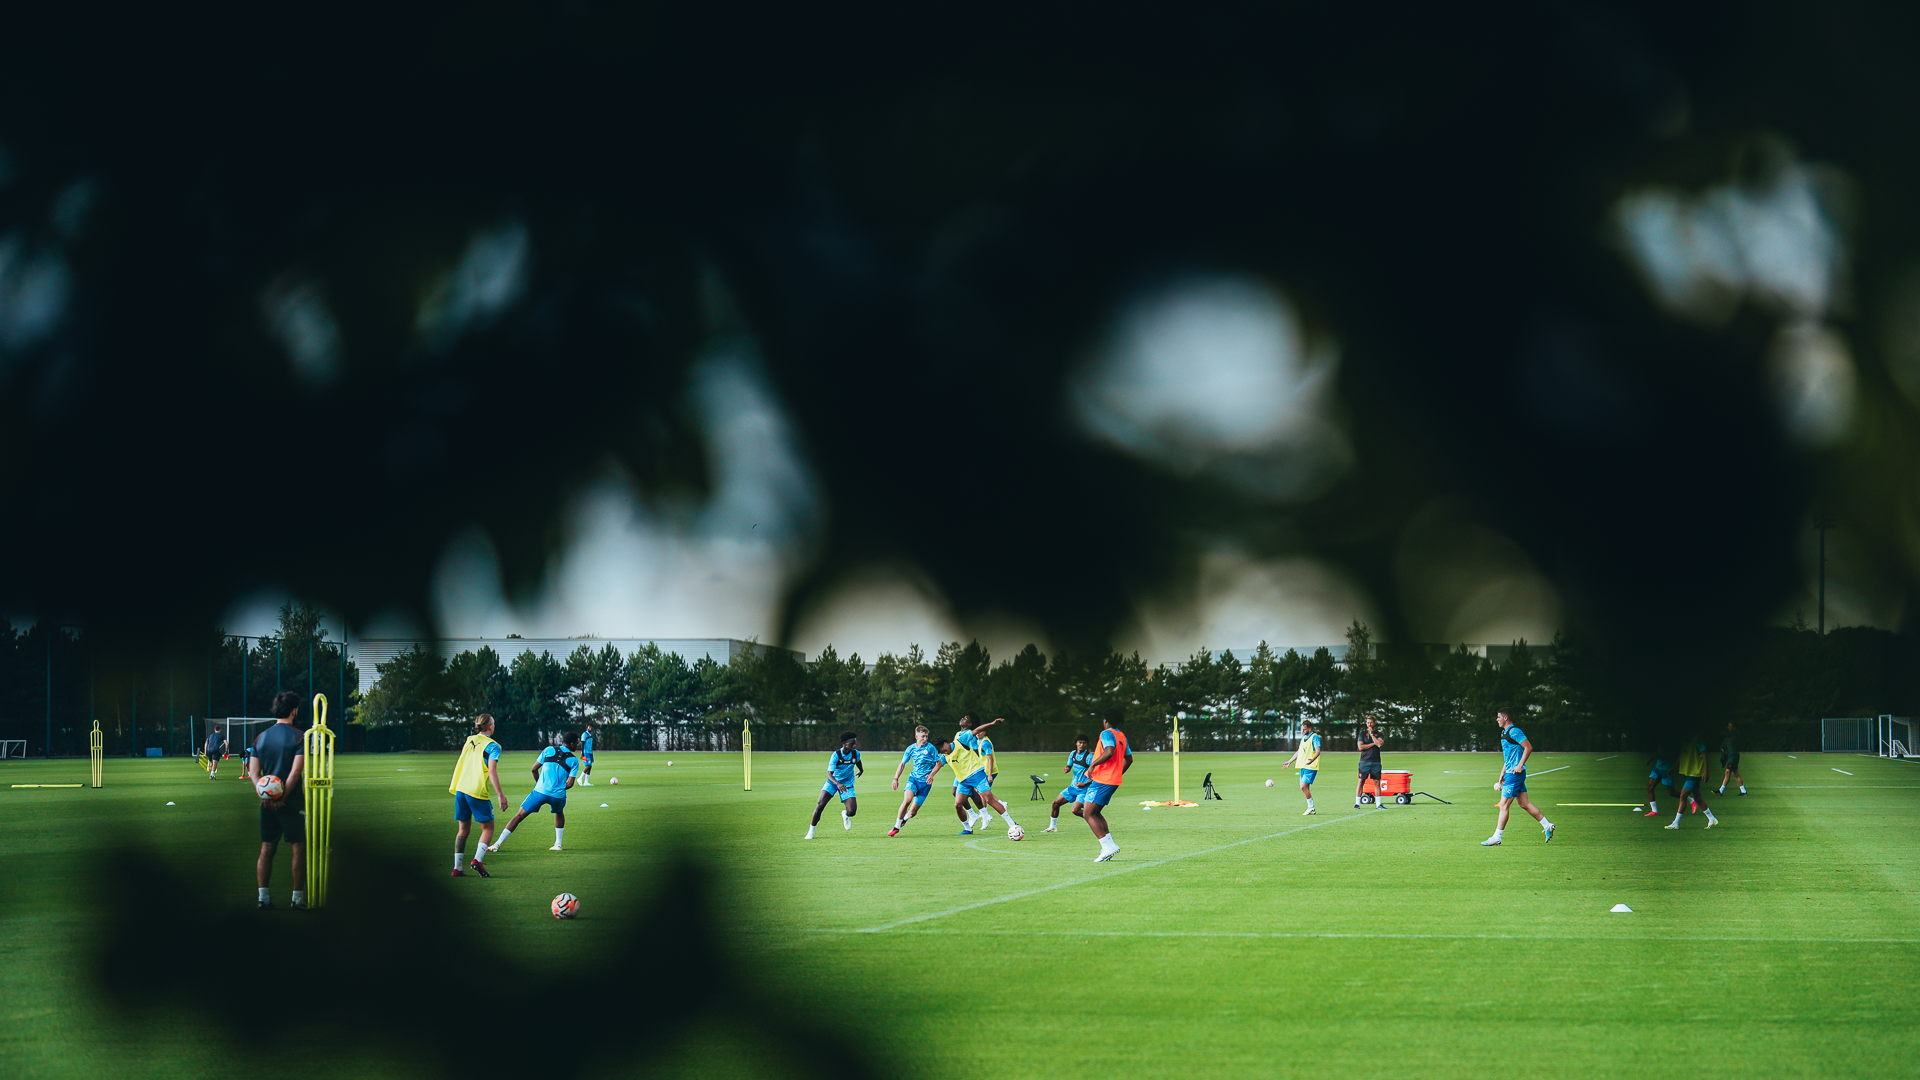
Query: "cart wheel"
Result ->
[[1396, 794, 1411, 804]]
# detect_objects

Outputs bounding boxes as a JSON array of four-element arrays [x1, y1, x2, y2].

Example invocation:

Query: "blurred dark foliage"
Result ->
[[98, 839, 877, 1080], [2, 2, 1917, 738]]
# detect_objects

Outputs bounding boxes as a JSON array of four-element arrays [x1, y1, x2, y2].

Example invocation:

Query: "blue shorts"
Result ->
[[454, 791, 494, 823], [1679, 774, 1700, 792], [521, 790, 567, 815], [1082, 781, 1120, 806], [583, 752, 595, 764], [906, 776, 932, 804], [1650, 766, 1673, 783], [1500, 772, 1527, 798], [822, 782, 856, 802], [1059, 783, 1089, 803], [955, 771, 991, 797], [1299, 769, 1318, 784]]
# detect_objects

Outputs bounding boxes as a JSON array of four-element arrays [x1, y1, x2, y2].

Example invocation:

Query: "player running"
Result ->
[[888, 726, 947, 835], [578, 721, 597, 786], [448, 714, 510, 877], [1481, 709, 1555, 846], [204, 724, 225, 780], [807, 731, 863, 839], [1045, 736, 1095, 832], [1644, 751, 1678, 817], [1718, 722, 1746, 796], [489, 735, 582, 854], [249, 691, 308, 910], [1287, 720, 1322, 814], [1080, 715, 1133, 861], [1667, 736, 1720, 829], [948, 715, 1022, 837]]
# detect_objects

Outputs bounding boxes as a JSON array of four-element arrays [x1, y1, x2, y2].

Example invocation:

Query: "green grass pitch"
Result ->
[[3, 749, 1918, 1079]]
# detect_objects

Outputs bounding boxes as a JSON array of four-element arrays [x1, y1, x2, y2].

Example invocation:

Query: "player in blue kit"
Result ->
[[887, 725, 947, 835], [949, 715, 1022, 836], [489, 735, 581, 854], [807, 731, 863, 839], [1045, 735, 1095, 832], [1482, 709, 1554, 846], [577, 721, 597, 786]]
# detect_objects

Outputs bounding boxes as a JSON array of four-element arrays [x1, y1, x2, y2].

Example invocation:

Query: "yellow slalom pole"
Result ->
[[303, 694, 336, 908], [1172, 713, 1181, 803], [89, 721, 103, 788], [743, 719, 753, 791]]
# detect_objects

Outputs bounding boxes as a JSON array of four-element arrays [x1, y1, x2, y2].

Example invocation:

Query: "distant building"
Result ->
[[351, 637, 802, 696]]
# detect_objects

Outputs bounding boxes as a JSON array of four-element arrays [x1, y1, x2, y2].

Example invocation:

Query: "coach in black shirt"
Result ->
[[250, 691, 308, 910], [1355, 715, 1384, 808]]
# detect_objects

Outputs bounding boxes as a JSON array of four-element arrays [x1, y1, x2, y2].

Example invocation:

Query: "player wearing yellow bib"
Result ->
[[1666, 735, 1718, 830], [950, 714, 1021, 836], [1287, 719, 1322, 814], [448, 714, 510, 878]]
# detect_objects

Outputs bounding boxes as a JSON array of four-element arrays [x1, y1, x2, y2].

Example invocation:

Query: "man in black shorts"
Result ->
[[1354, 715, 1384, 809], [249, 691, 308, 910]]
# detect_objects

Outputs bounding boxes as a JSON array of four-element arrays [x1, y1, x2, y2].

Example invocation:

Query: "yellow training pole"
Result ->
[[1172, 713, 1181, 803], [89, 721, 103, 788], [303, 694, 335, 908], [743, 719, 753, 791]]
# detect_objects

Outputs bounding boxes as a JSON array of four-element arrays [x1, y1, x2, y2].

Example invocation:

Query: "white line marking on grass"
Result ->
[[1528, 765, 1570, 776], [814, 928, 1920, 945], [856, 811, 1382, 932], [1595, 755, 1619, 761], [1833, 769, 1855, 775]]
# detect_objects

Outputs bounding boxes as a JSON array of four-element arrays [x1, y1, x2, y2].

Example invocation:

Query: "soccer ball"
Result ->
[[667, 760, 673, 766], [1008, 824, 1026, 841], [256, 775, 285, 800], [609, 777, 619, 786], [1264, 779, 1275, 787], [551, 893, 580, 919]]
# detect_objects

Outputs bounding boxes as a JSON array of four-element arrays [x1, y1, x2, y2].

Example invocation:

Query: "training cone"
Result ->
[[1610, 904, 1633, 913]]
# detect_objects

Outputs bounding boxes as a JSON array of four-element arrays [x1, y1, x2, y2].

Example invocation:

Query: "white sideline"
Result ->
[[857, 809, 1384, 932], [822, 927, 1920, 945]]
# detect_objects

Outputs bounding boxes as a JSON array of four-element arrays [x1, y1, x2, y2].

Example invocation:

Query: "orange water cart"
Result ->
[[1361, 770, 1416, 804]]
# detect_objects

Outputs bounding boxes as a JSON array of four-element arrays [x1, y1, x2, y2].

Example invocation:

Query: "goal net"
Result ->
[[1883, 715, 1915, 759], [1821, 717, 1875, 753], [0, 740, 24, 759], [213, 718, 279, 753]]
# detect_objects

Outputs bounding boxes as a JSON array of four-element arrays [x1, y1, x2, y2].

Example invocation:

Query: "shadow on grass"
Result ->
[[93, 833, 882, 1080]]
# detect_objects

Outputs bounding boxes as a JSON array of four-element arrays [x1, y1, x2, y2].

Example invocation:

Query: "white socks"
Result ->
[[454, 851, 464, 870], [805, 825, 815, 839], [1492, 828, 1504, 840], [553, 828, 564, 849], [1704, 808, 1718, 823], [1739, 785, 1747, 794], [291, 891, 304, 906], [1306, 799, 1315, 811], [1049, 814, 1059, 825], [1098, 834, 1118, 852], [1648, 800, 1658, 812], [258, 887, 270, 902], [842, 811, 852, 830], [1000, 811, 1016, 828], [893, 818, 904, 829], [472, 843, 487, 862], [493, 828, 513, 850]]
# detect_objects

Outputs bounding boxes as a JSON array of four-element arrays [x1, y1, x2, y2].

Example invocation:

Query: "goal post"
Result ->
[[1881, 715, 1915, 759], [1821, 717, 1875, 753], [0, 740, 25, 759]]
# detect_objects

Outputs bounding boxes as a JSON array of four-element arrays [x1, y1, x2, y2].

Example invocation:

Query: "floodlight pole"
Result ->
[[45, 630, 51, 760], [1815, 515, 1833, 634]]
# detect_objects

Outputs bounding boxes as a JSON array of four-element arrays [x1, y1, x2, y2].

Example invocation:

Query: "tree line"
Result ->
[[345, 620, 1917, 754]]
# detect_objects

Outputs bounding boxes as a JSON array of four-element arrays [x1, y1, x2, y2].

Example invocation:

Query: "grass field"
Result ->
[[3, 747, 1918, 1080]]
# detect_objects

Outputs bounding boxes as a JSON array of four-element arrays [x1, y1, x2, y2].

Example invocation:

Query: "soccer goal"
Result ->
[[0, 740, 25, 759], [1881, 715, 1915, 759], [1821, 717, 1875, 753], [216, 718, 279, 752]]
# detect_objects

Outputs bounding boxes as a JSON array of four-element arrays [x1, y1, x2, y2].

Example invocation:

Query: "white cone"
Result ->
[[165, 801, 175, 806], [600, 803, 609, 807], [1610, 903, 1633, 913]]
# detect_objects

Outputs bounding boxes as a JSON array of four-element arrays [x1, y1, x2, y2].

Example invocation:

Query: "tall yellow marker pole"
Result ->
[[1172, 713, 1181, 803], [742, 719, 753, 791], [303, 694, 335, 908], [89, 721, 103, 788]]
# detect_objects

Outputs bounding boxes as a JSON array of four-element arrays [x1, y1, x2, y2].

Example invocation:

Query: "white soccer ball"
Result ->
[[609, 777, 619, 786], [1008, 824, 1025, 841], [255, 775, 285, 800], [667, 760, 673, 766], [1265, 779, 1275, 787]]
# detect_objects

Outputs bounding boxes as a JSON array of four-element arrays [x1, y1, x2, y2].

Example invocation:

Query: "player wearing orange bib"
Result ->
[[1080, 715, 1133, 862]]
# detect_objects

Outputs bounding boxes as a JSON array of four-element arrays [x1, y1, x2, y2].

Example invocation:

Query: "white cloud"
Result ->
[[1121, 552, 1378, 664]]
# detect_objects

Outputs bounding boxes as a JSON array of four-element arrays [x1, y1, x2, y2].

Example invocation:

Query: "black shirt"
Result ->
[[1358, 728, 1383, 764], [254, 723, 305, 810]]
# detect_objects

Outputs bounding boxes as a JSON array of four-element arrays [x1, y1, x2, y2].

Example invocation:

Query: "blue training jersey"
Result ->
[[1067, 749, 1094, 786], [901, 742, 944, 780], [828, 747, 861, 785], [978, 737, 995, 771], [1500, 726, 1528, 772], [534, 746, 580, 797], [583, 731, 595, 754]]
